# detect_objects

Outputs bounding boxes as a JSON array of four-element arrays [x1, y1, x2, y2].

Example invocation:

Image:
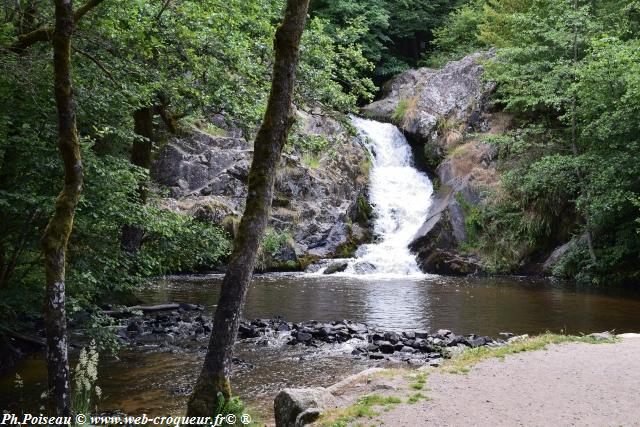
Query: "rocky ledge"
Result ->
[[152, 110, 373, 271]]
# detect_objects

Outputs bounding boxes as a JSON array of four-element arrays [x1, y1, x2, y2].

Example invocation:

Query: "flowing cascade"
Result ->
[[346, 117, 433, 276]]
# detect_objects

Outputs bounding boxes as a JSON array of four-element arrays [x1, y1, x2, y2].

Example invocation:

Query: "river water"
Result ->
[[3, 274, 640, 418]]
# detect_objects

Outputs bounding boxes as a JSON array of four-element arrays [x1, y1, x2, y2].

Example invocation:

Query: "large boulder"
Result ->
[[152, 111, 372, 268], [362, 50, 496, 168], [542, 233, 589, 274], [274, 387, 335, 427], [409, 188, 482, 275]]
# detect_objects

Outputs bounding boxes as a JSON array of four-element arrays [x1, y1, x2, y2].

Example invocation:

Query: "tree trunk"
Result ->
[[41, 0, 82, 416], [0, 146, 18, 290], [121, 107, 154, 254], [186, 0, 310, 417]]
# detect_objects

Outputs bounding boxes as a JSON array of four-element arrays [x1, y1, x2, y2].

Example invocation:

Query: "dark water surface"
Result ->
[[141, 273, 640, 335], [3, 273, 640, 417]]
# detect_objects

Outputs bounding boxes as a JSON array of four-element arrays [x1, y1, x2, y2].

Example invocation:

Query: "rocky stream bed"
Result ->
[[111, 304, 517, 367]]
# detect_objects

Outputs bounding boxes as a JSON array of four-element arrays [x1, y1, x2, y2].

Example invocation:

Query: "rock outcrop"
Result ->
[[362, 51, 504, 275], [363, 50, 496, 170], [152, 111, 372, 270]]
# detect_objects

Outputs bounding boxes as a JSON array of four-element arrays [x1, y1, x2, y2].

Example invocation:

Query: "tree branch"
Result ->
[[155, 0, 172, 21], [73, 46, 116, 83], [7, 0, 106, 53]]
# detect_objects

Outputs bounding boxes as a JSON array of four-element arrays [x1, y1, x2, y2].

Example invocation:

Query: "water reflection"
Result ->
[[143, 274, 640, 336]]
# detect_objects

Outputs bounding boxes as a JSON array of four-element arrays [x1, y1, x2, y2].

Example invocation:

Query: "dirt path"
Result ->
[[377, 335, 640, 426]]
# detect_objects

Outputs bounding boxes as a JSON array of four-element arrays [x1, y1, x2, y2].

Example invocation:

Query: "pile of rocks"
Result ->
[[238, 318, 509, 365], [112, 304, 212, 346], [112, 309, 509, 365]]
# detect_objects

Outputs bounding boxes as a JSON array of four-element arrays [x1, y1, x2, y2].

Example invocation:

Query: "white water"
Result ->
[[339, 117, 434, 277]]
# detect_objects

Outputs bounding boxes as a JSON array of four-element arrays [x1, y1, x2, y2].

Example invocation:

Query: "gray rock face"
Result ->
[[363, 50, 496, 165], [274, 387, 335, 427], [152, 111, 371, 267]]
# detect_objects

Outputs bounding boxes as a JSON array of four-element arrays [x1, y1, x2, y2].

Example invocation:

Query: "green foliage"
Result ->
[[260, 229, 291, 257], [311, 0, 463, 80], [288, 132, 332, 154], [392, 99, 409, 123], [298, 17, 377, 108], [212, 393, 260, 427], [446, 332, 616, 374], [302, 154, 321, 169], [321, 393, 401, 426], [0, 0, 377, 325], [255, 228, 293, 271], [407, 392, 428, 404], [436, 0, 640, 283], [421, 0, 487, 68]]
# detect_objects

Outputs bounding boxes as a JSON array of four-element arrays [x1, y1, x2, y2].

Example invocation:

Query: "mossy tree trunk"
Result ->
[[186, 0, 310, 417], [41, 0, 83, 416]]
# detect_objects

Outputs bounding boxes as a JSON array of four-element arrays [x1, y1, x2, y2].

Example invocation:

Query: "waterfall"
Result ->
[[342, 117, 434, 276]]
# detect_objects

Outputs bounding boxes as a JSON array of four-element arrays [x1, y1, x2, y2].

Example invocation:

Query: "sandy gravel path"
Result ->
[[378, 335, 640, 427]]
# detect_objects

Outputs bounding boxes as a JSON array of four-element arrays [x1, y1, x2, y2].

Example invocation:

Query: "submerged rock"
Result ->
[[352, 261, 376, 274], [323, 261, 348, 275]]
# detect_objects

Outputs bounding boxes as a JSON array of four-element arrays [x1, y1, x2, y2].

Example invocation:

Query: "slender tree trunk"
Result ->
[[570, 0, 597, 264], [0, 146, 18, 290], [42, 0, 82, 416], [186, 0, 309, 417], [120, 107, 154, 254]]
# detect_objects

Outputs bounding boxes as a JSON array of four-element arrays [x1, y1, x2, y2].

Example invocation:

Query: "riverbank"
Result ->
[[311, 333, 640, 426]]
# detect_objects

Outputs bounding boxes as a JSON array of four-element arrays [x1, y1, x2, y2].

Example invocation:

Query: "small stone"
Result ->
[[507, 334, 529, 343], [369, 335, 383, 344], [323, 261, 349, 275], [403, 331, 416, 340], [367, 344, 379, 352], [436, 329, 452, 338], [296, 331, 313, 342], [466, 336, 489, 348], [429, 358, 443, 367], [414, 330, 429, 339], [277, 323, 292, 332], [379, 341, 395, 354], [588, 331, 614, 341], [384, 331, 401, 343]]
